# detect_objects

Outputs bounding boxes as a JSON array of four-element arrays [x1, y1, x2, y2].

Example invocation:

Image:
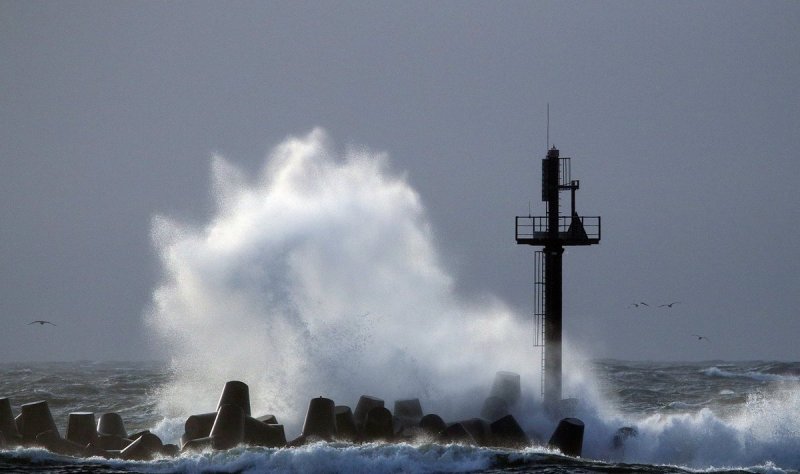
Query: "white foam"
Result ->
[[150, 416, 186, 445]]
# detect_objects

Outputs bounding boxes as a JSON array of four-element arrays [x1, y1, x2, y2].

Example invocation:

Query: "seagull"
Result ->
[[28, 320, 57, 326], [629, 302, 650, 308], [659, 302, 682, 308], [691, 334, 710, 342]]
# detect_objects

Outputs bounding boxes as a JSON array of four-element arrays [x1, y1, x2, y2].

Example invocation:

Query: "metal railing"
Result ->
[[516, 216, 601, 242]]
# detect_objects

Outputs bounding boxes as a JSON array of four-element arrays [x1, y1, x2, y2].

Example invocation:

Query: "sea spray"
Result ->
[[142, 129, 800, 470], [146, 129, 538, 436]]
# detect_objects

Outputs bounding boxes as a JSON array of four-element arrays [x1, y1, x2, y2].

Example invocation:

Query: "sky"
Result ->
[[1, 1, 799, 362]]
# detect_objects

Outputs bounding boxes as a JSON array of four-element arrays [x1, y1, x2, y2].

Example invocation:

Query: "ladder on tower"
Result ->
[[533, 250, 546, 398]]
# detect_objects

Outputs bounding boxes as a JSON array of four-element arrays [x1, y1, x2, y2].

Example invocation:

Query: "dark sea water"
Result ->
[[2, 360, 799, 473]]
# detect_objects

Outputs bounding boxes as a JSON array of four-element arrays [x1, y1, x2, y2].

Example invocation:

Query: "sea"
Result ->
[[2, 360, 799, 473]]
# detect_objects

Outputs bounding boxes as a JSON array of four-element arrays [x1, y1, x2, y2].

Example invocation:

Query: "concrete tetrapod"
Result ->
[[35, 430, 84, 457], [94, 434, 131, 451], [95, 413, 130, 451], [210, 404, 245, 450], [19, 401, 59, 442], [301, 397, 337, 441], [418, 414, 447, 437], [394, 399, 423, 420], [181, 436, 214, 452], [548, 417, 584, 457], [353, 395, 384, 429], [119, 436, 151, 461], [489, 414, 529, 448], [393, 399, 423, 434], [217, 381, 251, 417], [97, 413, 127, 438], [362, 406, 393, 442], [243, 416, 286, 447], [120, 432, 164, 461], [440, 423, 476, 445], [0, 398, 20, 444], [255, 414, 278, 424], [182, 412, 217, 445], [66, 412, 97, 446], [457, 418, 492, 446], [334, 406, 358, 442]]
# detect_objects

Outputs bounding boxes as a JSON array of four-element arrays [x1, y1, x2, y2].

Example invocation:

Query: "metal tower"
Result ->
[[515, 145, 601, 410]]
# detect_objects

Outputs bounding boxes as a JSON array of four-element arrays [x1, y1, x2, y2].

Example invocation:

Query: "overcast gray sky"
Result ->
[[2, 1, 799, 362]]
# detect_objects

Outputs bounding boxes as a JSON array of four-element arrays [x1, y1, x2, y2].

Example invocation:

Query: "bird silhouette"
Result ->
[[28, 320, 57, 326], [659, 302, 682, 308], [691, 334, 710, 342], [629, 302, 650, 308]]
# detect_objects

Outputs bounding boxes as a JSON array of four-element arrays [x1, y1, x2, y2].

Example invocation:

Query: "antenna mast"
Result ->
[[546, 103, 550, 150]]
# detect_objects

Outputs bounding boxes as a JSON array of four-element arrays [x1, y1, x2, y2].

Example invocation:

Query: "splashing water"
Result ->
[[146, 129, 536, 435], [142, 129, 800, 471]]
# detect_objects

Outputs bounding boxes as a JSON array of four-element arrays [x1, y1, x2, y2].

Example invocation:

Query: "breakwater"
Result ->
[[1, 372, 585, 461]]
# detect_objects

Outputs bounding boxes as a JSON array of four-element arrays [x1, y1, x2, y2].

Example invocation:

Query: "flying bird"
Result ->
[[659, 302, 682, 308], [629, 302, 650, 308], [28, 320, 57, 326], [691, 334, 710, 342]]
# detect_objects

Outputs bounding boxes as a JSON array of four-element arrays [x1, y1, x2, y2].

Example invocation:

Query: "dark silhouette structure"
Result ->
[[516, 146, 600, 411]]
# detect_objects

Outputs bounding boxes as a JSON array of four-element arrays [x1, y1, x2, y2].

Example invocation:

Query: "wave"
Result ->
[[570, 372, 800, 471], [662, 400, 711, 410], [701, 367, 800, 383]]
